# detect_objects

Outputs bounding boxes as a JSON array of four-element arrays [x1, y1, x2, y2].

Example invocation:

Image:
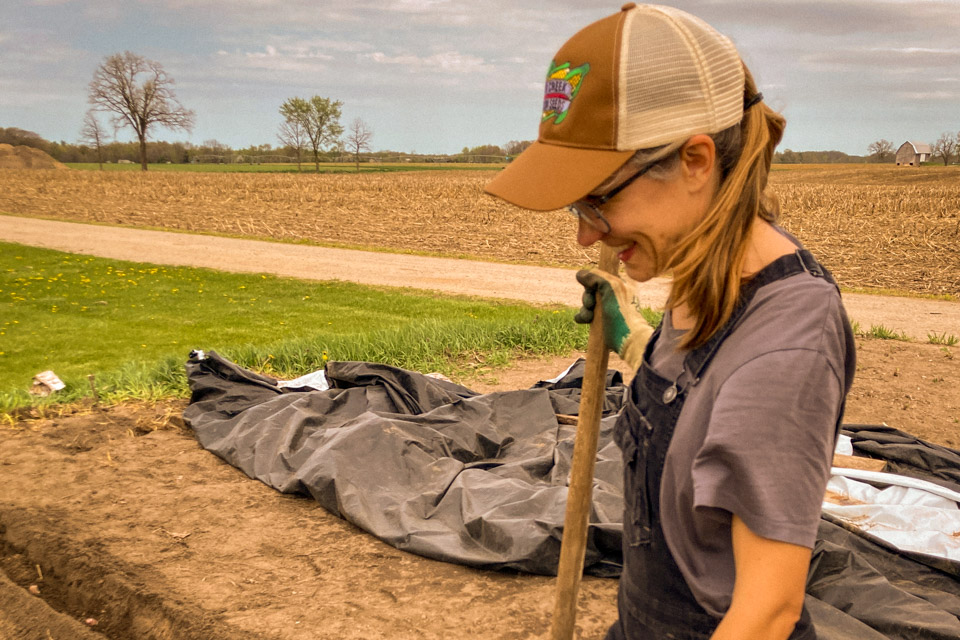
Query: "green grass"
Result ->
[[0, 243, 585, 412], [639, 307, 663, 327], [928, 332, 959, 347], [852, 322, 911, 341], [65, 162, 505, 173]]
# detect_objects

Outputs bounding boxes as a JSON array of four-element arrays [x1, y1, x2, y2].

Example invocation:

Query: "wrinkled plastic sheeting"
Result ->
[[184, 351, 628, 576], [824, 474, 960, 562], [810, 519, 960, 640], [184, 352, 960, 638], [844, 423, 960, 490]]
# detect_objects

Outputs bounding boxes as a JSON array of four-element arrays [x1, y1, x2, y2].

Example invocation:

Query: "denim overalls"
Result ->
[[605, 250, 839, 640]]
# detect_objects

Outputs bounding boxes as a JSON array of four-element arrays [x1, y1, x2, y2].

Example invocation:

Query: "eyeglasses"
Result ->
[[568, 161, 657, 234]]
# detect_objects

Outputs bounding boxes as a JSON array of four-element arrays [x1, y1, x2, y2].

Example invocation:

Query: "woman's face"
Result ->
[[575, 137, 718, 282]]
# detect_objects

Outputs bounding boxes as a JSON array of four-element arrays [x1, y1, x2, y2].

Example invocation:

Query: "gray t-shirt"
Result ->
[[649, 271, 855, 618]]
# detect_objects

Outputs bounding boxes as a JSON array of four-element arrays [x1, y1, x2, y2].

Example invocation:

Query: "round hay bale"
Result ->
[[0, 144, 69, 170]]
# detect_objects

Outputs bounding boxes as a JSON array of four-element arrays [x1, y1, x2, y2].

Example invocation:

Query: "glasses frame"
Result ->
[[568, 161, 657, 234]]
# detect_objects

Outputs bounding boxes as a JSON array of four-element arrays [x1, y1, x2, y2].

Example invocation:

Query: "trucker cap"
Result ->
[[485, 3, 745, 211]]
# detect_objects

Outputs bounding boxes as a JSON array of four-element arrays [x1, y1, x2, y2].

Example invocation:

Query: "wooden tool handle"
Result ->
[[549, 244, 620, 640]]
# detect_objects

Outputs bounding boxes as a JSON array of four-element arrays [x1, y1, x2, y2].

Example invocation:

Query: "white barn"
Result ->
[[895, 141, 932, 166]]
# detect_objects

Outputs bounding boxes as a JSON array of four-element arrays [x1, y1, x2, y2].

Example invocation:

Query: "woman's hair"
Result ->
[[620, 65, 786, 350]]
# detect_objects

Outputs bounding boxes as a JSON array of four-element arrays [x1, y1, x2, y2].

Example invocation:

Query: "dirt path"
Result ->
[[1, 215, 957, 341]]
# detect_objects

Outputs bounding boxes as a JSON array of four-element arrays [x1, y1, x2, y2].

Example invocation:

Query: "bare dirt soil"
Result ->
[[1, 166, 958, 638], [2, 338, 958, 639]]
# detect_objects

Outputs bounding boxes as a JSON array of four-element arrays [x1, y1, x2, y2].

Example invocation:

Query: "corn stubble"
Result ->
[[1, 165, 957, 296]]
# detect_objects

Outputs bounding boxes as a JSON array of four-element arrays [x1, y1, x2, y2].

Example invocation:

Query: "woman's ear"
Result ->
[[679, 134, 717, 192]]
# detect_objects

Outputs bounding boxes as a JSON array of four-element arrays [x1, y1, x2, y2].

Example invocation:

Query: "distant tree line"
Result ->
[[0, 127, 530, 166], [772, 149, 868, 164], [0, 128, 313, 164]]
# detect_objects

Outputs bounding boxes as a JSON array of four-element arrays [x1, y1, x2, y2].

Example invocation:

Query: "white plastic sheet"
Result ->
[[824, 436, 960, 562], [276, 369, 329, 391]]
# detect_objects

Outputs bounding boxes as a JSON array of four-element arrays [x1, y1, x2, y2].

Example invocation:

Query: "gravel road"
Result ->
[[1, 215, 957, 341]]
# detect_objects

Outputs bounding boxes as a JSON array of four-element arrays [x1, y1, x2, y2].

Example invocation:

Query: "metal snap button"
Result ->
[[662, 384, 678, 404]]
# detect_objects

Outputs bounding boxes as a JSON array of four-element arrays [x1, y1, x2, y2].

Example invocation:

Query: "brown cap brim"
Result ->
[[484, 141, 634, 211]]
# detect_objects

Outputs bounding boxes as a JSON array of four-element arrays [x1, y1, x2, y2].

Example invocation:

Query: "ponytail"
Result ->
[[668, 64, 786, 350]]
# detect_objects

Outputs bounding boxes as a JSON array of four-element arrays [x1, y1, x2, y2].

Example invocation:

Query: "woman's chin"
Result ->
[[622, 262, 656, 283]]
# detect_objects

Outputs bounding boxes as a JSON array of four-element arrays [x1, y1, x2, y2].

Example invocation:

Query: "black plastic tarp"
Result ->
[[184, 352, 960, 639]]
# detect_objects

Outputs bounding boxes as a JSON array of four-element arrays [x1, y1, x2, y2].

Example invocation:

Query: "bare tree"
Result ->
[[88, 51, 194, 171], [80, 110, 108, 170], [932, 132, 958, 166], [504, 139, 534, 159], [279, 96, 343, 171], [277, 111, 308, 171], [201, 139, 229, 163], [867, 139, 893, 163], [345, 118, 373, 172], [203, 139, 228, 153]]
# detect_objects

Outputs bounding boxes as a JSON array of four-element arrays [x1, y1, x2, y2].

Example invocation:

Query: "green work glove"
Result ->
[[575, 268, 654, 369]]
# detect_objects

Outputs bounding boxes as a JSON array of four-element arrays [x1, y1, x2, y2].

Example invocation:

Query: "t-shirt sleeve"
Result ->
[[690, 348, 843, 548]]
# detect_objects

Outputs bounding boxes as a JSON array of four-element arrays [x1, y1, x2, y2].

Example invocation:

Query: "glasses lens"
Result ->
[[568, 203, 608, 232]]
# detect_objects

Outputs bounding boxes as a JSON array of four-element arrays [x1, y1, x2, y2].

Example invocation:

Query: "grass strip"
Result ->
[[0, 243, 585, 412]]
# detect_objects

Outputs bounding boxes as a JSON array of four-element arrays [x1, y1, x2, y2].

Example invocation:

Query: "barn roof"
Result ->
[[907, 141, 932, 154]]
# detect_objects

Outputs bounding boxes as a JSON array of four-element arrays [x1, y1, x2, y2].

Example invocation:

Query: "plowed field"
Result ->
[[0, 164, 957, 296]]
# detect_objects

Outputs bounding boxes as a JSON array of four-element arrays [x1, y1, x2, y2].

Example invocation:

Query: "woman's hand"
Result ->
[[574, 268, 654, 369], [710, 515, 810, 640]]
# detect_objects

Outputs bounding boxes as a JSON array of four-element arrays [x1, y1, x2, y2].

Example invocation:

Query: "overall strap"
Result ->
[[680, 249, 832, 390]]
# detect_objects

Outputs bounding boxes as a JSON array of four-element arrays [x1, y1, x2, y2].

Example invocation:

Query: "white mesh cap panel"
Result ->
[[683, 10, 744, 131], [617, 5, 745, 150]]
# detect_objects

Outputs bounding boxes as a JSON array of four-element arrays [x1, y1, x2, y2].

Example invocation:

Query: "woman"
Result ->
[[485, 4, 855, 639]]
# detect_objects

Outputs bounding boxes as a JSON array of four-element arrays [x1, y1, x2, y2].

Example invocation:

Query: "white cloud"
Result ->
[[0, 77, 78, 107], [387, 0, 449, 11], [895, 90, 956, 101], [206, 43, 339, 75], [803, 46, 960, 71], [360, 50, 487, 73], [0, 34, 88, 67], [284, 38, 374, 54], [218, 48, 331, 73]]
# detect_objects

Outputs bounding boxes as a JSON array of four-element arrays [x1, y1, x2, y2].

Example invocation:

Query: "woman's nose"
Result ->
[[576, 217, 604, 247]]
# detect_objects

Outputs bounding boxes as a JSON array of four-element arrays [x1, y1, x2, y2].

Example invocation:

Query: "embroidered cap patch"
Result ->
[[542, 61, 590, 124]]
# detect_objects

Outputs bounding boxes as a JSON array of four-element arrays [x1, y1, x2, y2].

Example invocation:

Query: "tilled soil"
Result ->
[[1, 339, 958, 639]]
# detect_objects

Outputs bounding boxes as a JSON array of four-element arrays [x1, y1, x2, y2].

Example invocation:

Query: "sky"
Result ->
[[2, 0, 959, 156]]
